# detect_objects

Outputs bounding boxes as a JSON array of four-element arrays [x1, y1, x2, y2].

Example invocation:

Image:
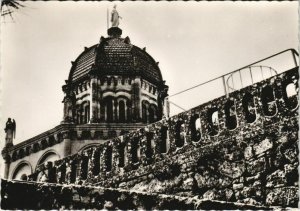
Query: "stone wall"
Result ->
[[28, 67, 299, 207], [1, 179, 270, 210]]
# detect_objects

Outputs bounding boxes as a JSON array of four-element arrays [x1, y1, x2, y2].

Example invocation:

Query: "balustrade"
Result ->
[[28, 68, 298, 185]]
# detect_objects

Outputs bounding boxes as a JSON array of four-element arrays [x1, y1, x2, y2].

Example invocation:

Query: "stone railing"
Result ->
[[29, 67, 298, 207]]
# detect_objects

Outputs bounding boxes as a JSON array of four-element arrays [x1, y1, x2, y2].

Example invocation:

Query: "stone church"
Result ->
[[2, 25, 169, 181], [1, 7, 299, 210]]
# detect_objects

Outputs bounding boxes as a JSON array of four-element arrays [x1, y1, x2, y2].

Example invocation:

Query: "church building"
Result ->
[[2, 20, 169, 181]]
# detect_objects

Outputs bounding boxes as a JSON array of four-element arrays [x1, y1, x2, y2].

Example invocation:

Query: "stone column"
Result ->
[[86, 148, 95, 180], [4, 160, 10, 179], [2, 149, 11, 179], [114, 99, 118, 122], [62, 131, 71, 157], [164, 97, 170, 118], [158, 82, 169, 119], [131, 77, 141, 121], [89, 76, 99, 123]]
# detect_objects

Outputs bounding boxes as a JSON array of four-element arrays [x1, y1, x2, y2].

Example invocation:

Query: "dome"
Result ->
[[68, 27, 163, 85]]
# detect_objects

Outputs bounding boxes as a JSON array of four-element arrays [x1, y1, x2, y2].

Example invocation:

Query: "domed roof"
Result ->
[[68, 28, 163, 85]]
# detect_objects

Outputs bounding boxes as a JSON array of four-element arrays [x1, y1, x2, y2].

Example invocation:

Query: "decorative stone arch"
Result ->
[[115, 91, 131, 99], [102, 91, 115, 98], [35, 149, 60, 171], [11, 160, 33, 180], [140, 95, 157, 105], [78, 143, 100, 153]]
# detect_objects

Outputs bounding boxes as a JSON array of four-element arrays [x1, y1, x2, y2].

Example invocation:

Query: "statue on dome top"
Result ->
[[4, 118, 16, 147], [111, 5, 122, 27]]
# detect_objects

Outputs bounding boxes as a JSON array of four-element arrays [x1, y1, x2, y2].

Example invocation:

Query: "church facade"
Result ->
[[1, 26, 169, 181]]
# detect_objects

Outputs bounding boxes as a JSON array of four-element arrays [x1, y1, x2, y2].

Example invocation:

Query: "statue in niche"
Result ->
[[111, 5, 122, 27], [4, 118, 16, 147]]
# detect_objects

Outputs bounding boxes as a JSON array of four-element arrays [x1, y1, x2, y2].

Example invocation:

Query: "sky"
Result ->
[[0, 1, 298, 148]]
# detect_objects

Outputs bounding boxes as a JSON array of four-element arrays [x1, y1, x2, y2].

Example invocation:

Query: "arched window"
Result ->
[[12, 162, 32, 180], [37, 151, 60, 167], [84, 105, 90, 123], [119, 100, 126, 122], [105, 97, 114, 122], [148, 105, 158, 123]]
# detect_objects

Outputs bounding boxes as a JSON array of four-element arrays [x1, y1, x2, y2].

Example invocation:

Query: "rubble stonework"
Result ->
[[23, 67, 299, 208], [1, 179, 272, 210], [3, 67, 298, 209]]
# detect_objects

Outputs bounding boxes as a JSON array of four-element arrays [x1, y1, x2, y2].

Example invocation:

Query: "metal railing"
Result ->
[[168, 49, 299, 115]]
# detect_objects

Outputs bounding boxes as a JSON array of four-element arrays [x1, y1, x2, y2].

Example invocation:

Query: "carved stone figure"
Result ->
[[111, 5, 121, 27], [4, 118, 16, 146]]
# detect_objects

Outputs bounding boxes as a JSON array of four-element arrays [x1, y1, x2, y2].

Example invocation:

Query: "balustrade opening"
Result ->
[[207, 108, 219, 136], [175, 120, 185, 147], [242, 93, 256, 123], [105, 146, 112, 171], [70, 161, 77, 183], [261, 86, 277, 116], [283, 82, 298, 109], [81, 156, 89, 180], [131, 137, 140, 163], [92, 149, 101, 176], [159, 126, 168, 153], [145, 132, 154, 160], [118, 143, 126, 168], [190, 114, 201, 142], [224, 100, 237, 130], [59, 164, 66, 184]]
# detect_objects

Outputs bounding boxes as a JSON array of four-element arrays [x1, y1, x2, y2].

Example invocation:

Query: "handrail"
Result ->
[[226, 65, 278, 92], [169, 48, 298, 98]]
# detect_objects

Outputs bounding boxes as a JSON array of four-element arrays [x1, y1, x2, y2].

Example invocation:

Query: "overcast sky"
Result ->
[[1, 1, 298, 146]]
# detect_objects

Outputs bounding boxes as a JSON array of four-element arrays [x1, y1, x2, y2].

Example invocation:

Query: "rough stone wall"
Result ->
[[1, 179, 270, 210], [29, 68, 299, 207]]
